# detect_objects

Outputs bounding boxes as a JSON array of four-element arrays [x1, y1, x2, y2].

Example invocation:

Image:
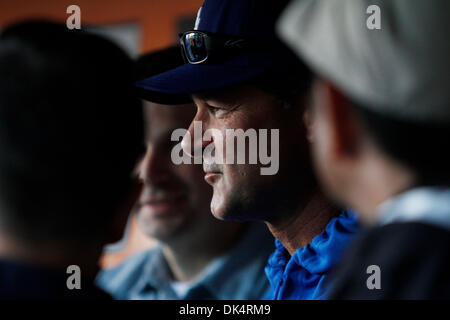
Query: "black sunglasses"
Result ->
[[179, 30, 262, 65]]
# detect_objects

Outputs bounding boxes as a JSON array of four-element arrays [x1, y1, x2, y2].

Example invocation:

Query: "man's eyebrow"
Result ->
[[199, 95, 240, 108]]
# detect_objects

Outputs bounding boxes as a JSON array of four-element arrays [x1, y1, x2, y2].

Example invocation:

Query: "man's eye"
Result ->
[[208, 105, 233, 117], [207, 105, 227, 116], [207, 105, 219, 112]]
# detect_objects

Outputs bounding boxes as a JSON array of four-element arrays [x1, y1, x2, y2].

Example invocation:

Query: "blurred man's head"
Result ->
[[0, 21, 143, 251], [278, 0, 450, 222], [308, 80, 450, 221], [134, 48, 241, 243], [136, 102, 220, 241]]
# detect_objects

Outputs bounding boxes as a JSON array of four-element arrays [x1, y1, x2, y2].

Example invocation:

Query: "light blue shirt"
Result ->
[[96, 222, 274, 300]]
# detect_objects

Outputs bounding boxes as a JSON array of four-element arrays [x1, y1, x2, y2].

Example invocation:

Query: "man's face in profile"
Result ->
[[185, 85, 312, 223], [135, 102, 214, 241]]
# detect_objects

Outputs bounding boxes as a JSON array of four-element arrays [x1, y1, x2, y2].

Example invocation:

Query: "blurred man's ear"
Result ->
[[303, 106, 314, 143], [319, 79, 362, 161]]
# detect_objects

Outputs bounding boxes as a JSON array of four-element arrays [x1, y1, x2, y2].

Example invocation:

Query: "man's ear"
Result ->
[[303, 105, 314, 143], [321, 80, 362, 159]]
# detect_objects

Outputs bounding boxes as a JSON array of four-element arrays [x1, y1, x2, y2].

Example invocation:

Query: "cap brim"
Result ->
[[134, 53, 275, 101], [135, 85, 192, 105]]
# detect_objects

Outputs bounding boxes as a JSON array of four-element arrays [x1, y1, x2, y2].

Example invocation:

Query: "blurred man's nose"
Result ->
[[139, 144, 170, 184]]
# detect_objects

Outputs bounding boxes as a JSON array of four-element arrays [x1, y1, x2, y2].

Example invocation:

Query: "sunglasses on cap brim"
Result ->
[[179, 30, 264, 65]]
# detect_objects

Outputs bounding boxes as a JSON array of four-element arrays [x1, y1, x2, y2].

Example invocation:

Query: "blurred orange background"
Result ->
[[0, 0, 203, 52]]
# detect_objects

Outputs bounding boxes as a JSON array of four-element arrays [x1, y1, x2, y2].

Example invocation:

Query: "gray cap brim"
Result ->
[[278, 0, 450, 123]]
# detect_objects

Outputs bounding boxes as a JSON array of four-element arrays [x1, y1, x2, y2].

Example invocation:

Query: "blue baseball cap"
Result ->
[[135, 0, 296, 103]]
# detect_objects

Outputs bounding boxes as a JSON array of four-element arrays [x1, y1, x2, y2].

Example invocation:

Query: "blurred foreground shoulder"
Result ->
[[329, 222, 450, 299]]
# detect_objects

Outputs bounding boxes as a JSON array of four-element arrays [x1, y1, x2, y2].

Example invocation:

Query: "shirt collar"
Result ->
[[376, 186, 450, 230], [266, 210, 359, 285], [128, 246, 175, 299], [137, 222, 273, 300], [197, 222, 273, 300]]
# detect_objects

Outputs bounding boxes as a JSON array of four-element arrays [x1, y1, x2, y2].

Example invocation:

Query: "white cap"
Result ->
[[277, 0, 450, 123]]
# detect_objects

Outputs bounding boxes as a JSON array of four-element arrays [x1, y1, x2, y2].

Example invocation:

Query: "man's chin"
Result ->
[[210, 182, 290, 223], [210, 192, 233, 221], [210, 201, 226, 221], [210, 192, 254, 222], [141, 224, 187, 242], [137, 214, 188, 240]]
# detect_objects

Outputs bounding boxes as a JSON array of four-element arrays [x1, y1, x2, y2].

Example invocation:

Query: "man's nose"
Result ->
[[181, 120, 211, 160]]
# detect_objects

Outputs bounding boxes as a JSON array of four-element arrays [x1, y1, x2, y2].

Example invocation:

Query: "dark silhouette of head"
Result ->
[[0, 21, 144, 249]]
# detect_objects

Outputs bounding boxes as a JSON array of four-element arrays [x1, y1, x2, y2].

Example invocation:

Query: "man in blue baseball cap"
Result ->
[[137, 0, 360, 300], [97, 47, 275, 300]]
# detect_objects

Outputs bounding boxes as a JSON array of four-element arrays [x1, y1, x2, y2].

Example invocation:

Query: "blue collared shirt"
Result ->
[[96, 222, 274, 300], [264, 210, 360, 300]]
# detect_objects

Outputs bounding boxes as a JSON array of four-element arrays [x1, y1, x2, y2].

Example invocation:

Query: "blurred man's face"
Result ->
[[309, 79, 355, 209], [309, 79, 417, 222], [184, 85, 313, 223], [135, 102, 214, 241]]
